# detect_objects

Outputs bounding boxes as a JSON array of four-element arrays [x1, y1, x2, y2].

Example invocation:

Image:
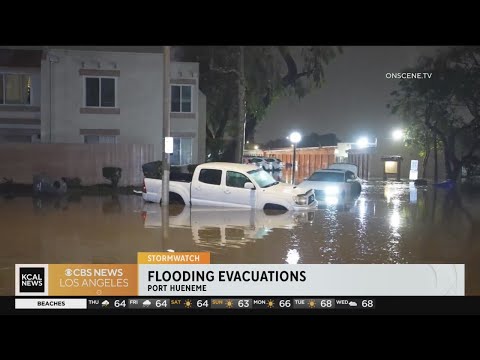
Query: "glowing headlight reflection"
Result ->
[[325, 196, 339, 205], [325, 186, 340, 195], [286, 249, 300, 264], [390, 211, 401, 229]]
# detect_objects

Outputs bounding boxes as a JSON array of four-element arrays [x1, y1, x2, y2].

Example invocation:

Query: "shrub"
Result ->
[[187, 164, 199, 174], [103, 167, 122, 188], [62, 177, 82, 187], [142, 161, 162, 179]]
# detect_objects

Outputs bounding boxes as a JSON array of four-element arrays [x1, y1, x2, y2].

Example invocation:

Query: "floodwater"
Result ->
[[1, 181, 480, 295]]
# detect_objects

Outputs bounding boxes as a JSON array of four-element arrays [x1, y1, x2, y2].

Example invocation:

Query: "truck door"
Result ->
[[223, 171, 256, 208], [191, 168, 224, 206]]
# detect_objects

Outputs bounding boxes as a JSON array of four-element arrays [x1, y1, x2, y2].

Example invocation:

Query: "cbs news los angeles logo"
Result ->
[[15, 264, 49, 296]]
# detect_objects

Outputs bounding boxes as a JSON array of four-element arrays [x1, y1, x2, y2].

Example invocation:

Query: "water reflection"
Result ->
[[142, 204, 316, 251], [1, 181, 480, 294]]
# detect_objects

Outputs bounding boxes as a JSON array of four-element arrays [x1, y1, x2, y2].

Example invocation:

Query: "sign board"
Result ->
[[165, 137, 174, 154], [409, 160, 419, 180]]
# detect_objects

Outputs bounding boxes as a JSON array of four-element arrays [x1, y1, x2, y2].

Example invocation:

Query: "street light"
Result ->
[[288, 131, 302, 184], [254, 145, 259, 150], [356, 137, 369, 149], [392, 129, 404, 141]]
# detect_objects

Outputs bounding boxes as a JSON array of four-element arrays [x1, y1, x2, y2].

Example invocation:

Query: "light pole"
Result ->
[[289, 131, 302, 184], [162, 46, 171, 206]]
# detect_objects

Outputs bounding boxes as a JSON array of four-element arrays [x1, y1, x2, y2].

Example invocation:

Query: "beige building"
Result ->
[[0, 48, 206, 165]]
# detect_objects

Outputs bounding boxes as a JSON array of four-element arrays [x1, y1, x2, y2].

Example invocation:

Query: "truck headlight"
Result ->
[[325, 186, 340, 195], [294, 195, 307, 205]]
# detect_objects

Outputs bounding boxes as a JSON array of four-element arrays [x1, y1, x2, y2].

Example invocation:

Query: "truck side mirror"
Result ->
[[244, 182, 255, 190]]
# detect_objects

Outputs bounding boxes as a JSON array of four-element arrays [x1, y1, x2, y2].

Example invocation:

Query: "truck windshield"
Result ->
[[247, 169, 278, 188]]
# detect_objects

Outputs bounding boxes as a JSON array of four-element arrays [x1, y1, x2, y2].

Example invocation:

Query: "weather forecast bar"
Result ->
[[12, 297, 376, 310]]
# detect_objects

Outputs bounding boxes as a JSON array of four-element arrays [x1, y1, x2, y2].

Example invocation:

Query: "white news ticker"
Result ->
[[139, 264, 464, 296], [15, 299, 87, 309]]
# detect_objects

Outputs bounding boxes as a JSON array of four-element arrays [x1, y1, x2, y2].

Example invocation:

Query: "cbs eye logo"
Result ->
[[65, 269, 73, 276]]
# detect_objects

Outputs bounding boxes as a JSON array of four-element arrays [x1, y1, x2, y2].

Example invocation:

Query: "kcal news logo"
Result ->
[[15, 264, 48, 296]]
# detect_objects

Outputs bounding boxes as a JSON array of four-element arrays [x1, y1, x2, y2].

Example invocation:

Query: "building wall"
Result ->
[[41, 49, 204, 162], [197, 91, 207, 163], [348, 140, 446, 181]]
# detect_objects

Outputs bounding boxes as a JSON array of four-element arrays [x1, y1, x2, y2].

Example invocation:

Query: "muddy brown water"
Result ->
[[1, 181, 480, 295]]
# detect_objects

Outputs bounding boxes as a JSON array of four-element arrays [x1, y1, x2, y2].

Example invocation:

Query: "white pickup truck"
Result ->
[[142, 162, 317, 211]]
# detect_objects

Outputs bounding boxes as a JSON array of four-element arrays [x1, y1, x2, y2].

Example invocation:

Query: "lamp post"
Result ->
[[289, 131, 302, 184]]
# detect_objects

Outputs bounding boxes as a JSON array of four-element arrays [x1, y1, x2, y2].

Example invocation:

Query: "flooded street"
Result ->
[[2, 181, 480, 295]]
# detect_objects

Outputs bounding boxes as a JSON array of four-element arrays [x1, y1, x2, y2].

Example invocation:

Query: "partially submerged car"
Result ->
[[143, 162, 317, 211], [297, 165, 362, 200]]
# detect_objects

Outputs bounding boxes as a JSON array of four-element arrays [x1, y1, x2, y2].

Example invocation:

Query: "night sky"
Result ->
[[255, 46, 441, 144]]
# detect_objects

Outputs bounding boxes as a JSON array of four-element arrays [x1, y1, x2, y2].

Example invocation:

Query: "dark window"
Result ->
[[1, 74, 31, 105], [308, 172, 345, 182], [85, 78, 100, 107], [181, 85, 191, 112], [101, 78, 115, 107], [226, 171, 250, 188], [198, 169, 222, 185], [345, 171, 356, 180], [84, 135, 116, 144], [85, 77, 116, 108], [171, 137, 193, 166], [0, 75, 3, 104], [171, 85, 181, 112], [171, 85, 192, 113]]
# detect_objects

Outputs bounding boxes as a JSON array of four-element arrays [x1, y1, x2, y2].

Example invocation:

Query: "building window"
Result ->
[[85, 77, 116, 108], [171, 85, 192, 113], [0, 73, 31, 105], [171, 137, 193, 165], [84, 135, 117, 144], [385, 161, 398, 174]]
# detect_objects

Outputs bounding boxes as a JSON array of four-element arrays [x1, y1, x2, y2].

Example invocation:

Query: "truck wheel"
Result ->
[[160, 192, 185, 205], [353, 183, 361, 196]]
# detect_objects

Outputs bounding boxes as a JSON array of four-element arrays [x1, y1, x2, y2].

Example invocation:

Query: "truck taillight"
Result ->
[[142, 179, 146, 193]]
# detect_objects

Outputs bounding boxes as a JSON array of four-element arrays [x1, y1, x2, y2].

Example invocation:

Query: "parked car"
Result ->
[[264, 158, 283, 171], [296, 168, 362, 200], [249, 157, 273, 171], [142, 162, 317, 211]]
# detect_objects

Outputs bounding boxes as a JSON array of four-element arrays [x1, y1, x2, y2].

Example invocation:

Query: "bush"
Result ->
[[171, 166, 182, 174], [187, 164, 199, 174], [103, 167, 122, 188], [62, 177, 82, 188], [142, 161, 162, 179]]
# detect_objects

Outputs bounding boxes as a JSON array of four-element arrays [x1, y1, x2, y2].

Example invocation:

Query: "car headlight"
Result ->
[[294, 194, 307, 205], [325, 186, 340, 195]]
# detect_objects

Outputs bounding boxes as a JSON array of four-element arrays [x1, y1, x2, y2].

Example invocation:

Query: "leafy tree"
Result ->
[[390, 46, 480, 181], [175, 46, 342, 162]]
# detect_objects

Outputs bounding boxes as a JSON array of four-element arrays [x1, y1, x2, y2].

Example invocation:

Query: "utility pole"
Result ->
[[292, 142, 297, 185], [236, 45, 246, 163], [433, 132, 438, 183], [161, 46, 171, 206]]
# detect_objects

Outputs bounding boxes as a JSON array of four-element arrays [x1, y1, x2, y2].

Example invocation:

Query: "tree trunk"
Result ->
[[443, 145, 462, 181], [433, 132, 438, 183], [235, 46, 246, 163], [422, 149, 430, 179]]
